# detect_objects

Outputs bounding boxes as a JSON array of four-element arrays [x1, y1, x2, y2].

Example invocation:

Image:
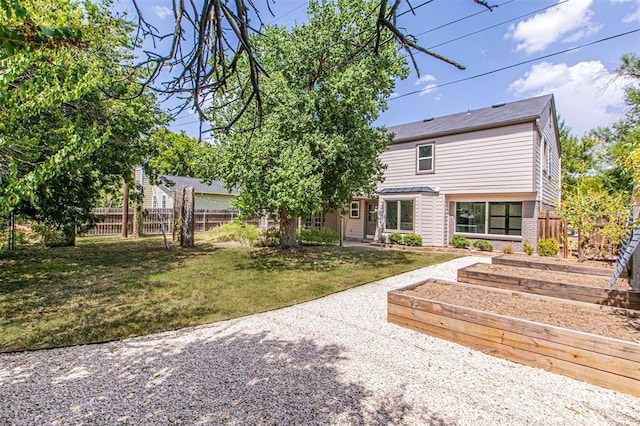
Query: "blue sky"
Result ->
[[125, 0, 640, 137]]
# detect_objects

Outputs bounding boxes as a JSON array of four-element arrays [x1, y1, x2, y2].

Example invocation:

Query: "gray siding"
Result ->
[[379, 123, 536, 194], [537, 102, 561, 211]]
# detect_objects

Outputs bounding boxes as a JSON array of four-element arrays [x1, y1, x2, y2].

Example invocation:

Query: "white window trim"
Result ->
[[454, 201, 523, 237], [349, 201, 360, 219], [384, 199, 415, 233], [416, 142, 435, 174]]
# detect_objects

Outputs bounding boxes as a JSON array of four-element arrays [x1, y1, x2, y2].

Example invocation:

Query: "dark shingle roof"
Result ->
[[378, 187, 436, 194], [388, 94, 553, 143], [159, 175, 239, 195]]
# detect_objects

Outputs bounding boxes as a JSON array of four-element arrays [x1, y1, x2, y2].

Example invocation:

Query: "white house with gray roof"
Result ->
[[135, 167, 239, 211], [343, 94, 561, 251]]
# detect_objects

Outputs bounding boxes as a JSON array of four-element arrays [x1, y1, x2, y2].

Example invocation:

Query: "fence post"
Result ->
[[122, 183, 129, 238], [632, 192, 639, 291]]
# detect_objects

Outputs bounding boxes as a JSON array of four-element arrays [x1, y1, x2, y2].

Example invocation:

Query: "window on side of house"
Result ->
[[489, 202, 522, 235], [455, 202, 486, 234], [152, 195, 158, 208], [304, 212, 325, 229], [161, 195, 167, 209], [349, 201, 360, 219], [455, 201, 523, 236], [416, 143, 434, 173], [385, 200, 414, 231]]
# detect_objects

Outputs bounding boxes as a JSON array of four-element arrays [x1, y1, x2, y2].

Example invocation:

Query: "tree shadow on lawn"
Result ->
[[0, 330, 454, 425], [245, 246, 419, 272]]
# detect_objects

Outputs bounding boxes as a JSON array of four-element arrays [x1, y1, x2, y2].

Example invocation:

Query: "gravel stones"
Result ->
[[1, 256, 639, 425]]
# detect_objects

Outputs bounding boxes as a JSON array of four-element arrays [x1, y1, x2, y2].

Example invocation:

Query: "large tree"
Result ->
[[0, 0, 164, 244], [209, 0, 408, 247]]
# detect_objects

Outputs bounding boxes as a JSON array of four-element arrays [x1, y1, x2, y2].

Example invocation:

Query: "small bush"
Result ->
[[402, 234, 423, 247], [297, 227, 339, 245], [208, 222, 262, 246], [258, 227, 280, 247], [389, 233, 403, 245], [537, 238, 559, 257], [451, 236, 470, 248], [472, 240, 493, 252], [523, 240, 534, 255], [503, 244, 514, 254]]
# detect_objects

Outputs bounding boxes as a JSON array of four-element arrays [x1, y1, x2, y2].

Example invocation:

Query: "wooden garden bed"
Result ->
[[492, 254, 626, 277], [457, 262, 640, 310], [387, 279, 640, 396]]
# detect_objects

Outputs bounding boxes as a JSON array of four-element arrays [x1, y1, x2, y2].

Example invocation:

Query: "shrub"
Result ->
[[208, 222, 262, 246], [503, 244, 514, 254], [537, 238, 559, 257], [402, 234, 423, 247], [451, 236, 470, 248], [523, 240, 534, 255], [389, 233, 403, 245], [297, 227, 339, 245], [258, 227, 280, 247], [472, 240, 493, 252]]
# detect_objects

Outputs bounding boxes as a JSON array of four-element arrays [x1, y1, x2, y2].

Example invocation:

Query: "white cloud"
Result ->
[[510, 61, 629, 135], [414, 74, 438, 97], [506, 0, 601, 54], [390, 92, 399, 98], [415, 74, 436, 85], [621, 0, 640, 22], [152, 5, 173, 20]]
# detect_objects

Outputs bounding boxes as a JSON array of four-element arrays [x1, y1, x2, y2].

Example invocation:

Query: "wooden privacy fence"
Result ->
[[538, 211, 569, 257], [80, 208, 241, 237]]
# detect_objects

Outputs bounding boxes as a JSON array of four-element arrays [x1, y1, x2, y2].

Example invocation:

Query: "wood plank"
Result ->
[[387, 290, 640, 363], [388, 303, 639, 380], [458, 268, 640, 305], [387, 313, 640, 397], [457, 271, 640, 310], [492, 254, 627, 278]]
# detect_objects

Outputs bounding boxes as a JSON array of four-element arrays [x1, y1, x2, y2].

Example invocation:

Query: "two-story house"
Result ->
[[343, 94, 561, 252]]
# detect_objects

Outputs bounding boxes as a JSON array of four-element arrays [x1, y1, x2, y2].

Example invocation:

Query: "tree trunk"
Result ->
[[279, 208, 298, 249]]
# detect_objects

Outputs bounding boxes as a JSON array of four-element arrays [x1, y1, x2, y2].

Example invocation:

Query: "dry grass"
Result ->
[[0, 237, 458, 352]]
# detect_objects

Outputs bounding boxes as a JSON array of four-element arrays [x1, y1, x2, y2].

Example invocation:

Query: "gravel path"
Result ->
[[1, 256, 639, 425]]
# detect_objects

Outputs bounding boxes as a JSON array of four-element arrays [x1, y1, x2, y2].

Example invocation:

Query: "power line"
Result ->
[[267, 1, 310, 24], [415, 0, 515, 37], [426, 0, 569, 50], [390, 28, 640, 101]]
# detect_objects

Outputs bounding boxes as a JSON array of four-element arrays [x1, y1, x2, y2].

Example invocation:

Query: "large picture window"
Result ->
[[489, 202, 522, 235], [385, 200, 414, 231], [455, 201, 523, 236], [416, 143, 434, 173], [456, 202, 486, 234]]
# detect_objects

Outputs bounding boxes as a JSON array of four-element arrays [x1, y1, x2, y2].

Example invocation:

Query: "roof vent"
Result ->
[[492, 102, 506, 108], [422, 117, 434, 122]]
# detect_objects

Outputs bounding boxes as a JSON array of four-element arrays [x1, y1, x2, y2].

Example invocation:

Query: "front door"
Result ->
[[365, 202, 377, 239]]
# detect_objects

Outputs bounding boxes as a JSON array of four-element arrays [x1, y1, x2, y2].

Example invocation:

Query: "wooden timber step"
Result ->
[[457, 262, 640, 310], [492, 254, 626, 278], [388, 279, 640, 397]]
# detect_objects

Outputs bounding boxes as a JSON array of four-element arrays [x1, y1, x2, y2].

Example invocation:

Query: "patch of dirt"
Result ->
[[403, 281, 640, 344], [499, 253, 617, 269], [466, 262, 633, 291]]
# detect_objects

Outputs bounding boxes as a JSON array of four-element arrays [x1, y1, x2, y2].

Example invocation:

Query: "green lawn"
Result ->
[[0, 237, 458, 352]]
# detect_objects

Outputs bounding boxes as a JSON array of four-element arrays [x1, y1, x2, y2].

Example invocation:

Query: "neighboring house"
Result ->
[[343, 94, 561, 251], [134, 167, 238, 210]]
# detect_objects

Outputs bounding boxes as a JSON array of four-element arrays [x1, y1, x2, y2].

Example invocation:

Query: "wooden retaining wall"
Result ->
[[457, 263, 640, 310], [388, 280, 640, 397]]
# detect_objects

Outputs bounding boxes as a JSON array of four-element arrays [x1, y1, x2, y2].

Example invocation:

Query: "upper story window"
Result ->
[[416, 143, 434, 173], [161, 195, 167, 209]]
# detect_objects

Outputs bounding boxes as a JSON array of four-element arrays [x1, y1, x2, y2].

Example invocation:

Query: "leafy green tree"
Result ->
[[209, 0, 408, 247], [1, 0, 164, 244], [147, 128, 211, 178], [558, 119, 597, 191]]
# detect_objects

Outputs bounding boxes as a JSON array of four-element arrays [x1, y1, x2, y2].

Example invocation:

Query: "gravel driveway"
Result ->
[[1, 255, 639, 425]]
